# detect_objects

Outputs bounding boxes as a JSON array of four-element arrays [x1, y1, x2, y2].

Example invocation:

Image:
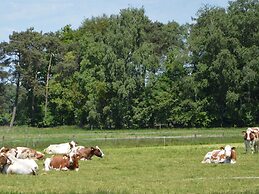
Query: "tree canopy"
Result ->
[[1, 0, 259, 128]]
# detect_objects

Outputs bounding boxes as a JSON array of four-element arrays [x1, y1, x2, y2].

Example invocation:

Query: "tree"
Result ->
[[0, 42, 12, 125], [188, 0, 259, 127]]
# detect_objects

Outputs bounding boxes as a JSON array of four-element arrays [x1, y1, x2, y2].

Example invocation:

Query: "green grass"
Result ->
[[0, 126, 257, 194]]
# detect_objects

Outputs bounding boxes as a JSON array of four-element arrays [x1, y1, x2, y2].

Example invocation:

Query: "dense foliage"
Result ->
[[0, 0, 259, 128]]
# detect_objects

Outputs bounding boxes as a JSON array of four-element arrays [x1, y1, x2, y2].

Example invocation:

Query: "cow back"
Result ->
[[77, 146, 104, 160], [77, 147, 92, 160]]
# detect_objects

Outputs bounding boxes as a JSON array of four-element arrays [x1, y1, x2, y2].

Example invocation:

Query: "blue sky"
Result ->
[[0, 0, 230, 42]]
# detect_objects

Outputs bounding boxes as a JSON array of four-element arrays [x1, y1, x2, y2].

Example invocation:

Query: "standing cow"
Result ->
[[243, 127, 259, 153]]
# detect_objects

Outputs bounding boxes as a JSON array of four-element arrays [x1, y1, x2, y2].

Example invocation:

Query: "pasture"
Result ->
[[0, 127, 259, 194]]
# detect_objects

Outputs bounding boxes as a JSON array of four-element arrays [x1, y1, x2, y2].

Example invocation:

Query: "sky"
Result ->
[[0, 0, 230, 42]]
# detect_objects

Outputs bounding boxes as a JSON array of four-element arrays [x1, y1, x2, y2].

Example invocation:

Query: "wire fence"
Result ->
[[0, 133, 240, 150]]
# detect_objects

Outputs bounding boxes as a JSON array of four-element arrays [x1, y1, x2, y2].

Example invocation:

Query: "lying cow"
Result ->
[[43, 152, 79, 171], [44, 140, 78, 154], [76, 146, 104, 160], [0, 146, 44, 160], [1, 153, 38, 175], [243, 127, 259, 153], [201, 145, 237, 164]]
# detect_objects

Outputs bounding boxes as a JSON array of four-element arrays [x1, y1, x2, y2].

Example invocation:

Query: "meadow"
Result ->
[[0, 126, 259, 194]]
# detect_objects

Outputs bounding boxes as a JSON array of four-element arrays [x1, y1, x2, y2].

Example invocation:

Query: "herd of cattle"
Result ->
[[0, 141, 104, 175], [201, 127, 259, 164], [0, 127, 258, 175]]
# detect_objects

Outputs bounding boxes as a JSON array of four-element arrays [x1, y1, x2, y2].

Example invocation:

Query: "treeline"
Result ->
[[0, 0, 259, 129]]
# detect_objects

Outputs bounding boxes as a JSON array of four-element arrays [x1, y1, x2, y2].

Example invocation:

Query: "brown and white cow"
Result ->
[[76, 146, 104, 160], [0, 146, 44, 160], [0, 153, 38, 175], [242, 127, 259, 153], [201, 145, 237, 164], [43, 152, 80, 171], [13, 147, 44, 160]]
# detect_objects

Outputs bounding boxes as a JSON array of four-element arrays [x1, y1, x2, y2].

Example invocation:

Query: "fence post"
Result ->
[[164, 136, 166, 148]]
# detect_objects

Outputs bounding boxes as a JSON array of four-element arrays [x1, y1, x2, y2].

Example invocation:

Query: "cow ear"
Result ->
[[220, 147, 224, 150], [242, 131, 246, 134], [231, 147, 236, 150], [91, 147, 95, 150]]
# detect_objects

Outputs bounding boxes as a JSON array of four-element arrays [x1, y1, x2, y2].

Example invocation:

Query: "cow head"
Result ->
[[35, 151, 45, 160], [69, 141, 78, 149], [92, 146, 104, 158], [66, 151, 80, 171], [224, 145, 236, 163], [243, 128, 256, 141], [71, 154, 80, 171], [0, 147, 10, 153], [0, 153, 12, 169]]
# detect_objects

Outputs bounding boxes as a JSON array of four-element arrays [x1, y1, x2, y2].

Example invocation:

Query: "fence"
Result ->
[[0, 133, 239, 149]]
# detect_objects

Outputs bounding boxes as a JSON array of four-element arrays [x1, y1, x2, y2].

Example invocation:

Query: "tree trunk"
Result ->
[[30, 72, 38, 125], [44, 54, 52, 120], [10, 72, 20, 127]]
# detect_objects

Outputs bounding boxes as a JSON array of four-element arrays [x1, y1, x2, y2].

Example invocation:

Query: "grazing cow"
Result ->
[[242, 127, 259, 153], [201, 145, 237, 164], [43, 152, 80, 171], [44, 140, 78, 154], [1, 153, 38, 175], [76, 146, 104, 160]]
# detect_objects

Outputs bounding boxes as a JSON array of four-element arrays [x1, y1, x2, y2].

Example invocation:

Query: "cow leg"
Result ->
[[43, 158, 51, 171], [244, 140, 251, 153], [254, 141, 259, 153], [250, 141, 255, 154], [61, 167, 68, 171]]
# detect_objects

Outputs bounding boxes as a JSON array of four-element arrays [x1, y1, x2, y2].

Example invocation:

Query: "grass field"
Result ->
[[0, 126, 258, 194]]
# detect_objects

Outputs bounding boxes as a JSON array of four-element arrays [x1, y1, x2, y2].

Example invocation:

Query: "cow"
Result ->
[[0, 146, 44, 160], [44, 140, 78, 154], [242, 127, 259, 154], [43, 152, 80, 171], [201, 145, 237, 164], [0, 153, 12, 171], [1, 153, 38, 175], [76, 146, 104, 160], [12, 147, 44, 160]]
